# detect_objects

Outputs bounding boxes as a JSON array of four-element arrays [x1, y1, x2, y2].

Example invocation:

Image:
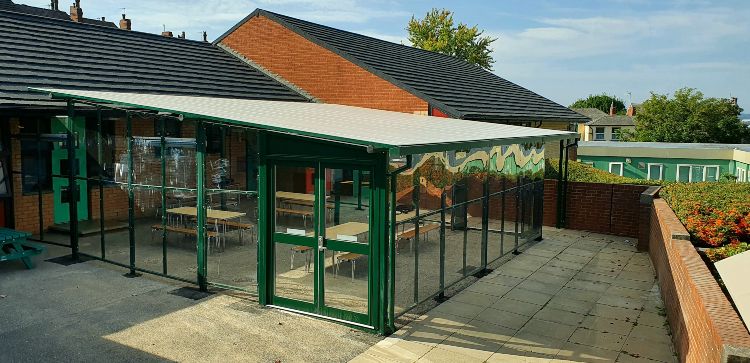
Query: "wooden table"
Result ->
[[310, 222, 369, 241], [166, 207, 245, 252], [276, 191, 315, 205]]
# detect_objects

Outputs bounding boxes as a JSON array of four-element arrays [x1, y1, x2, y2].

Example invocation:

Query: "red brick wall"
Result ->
[[648, 198, 750, 362], [543, 179, 649, 238], [220, 15, 429, 114]]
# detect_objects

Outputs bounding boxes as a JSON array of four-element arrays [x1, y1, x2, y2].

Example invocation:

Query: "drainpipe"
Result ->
[[386, 154, 411, 334]]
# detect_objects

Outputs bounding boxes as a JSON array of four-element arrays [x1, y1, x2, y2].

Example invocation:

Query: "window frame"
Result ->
[[611, 127, 622, 141], [594, 127, 606, 141], [609, 162, 624, 176], [647, 163, 664, 181], [676, 164, 721, 182], [704, 165, 720, 182]]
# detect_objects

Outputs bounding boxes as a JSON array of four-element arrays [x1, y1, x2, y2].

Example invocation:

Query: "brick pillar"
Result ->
[[638, 186, 661, 251]]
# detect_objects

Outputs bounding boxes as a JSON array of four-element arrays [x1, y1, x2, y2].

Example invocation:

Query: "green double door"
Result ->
[[269, 160, 375, 327], [51, 116, 88, 224]]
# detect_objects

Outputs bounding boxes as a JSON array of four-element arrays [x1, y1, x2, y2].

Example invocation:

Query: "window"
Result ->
[[205, 124, 224, 154], [738, 168, 748, 182], [647, 164, 664, 180], [609, 162, 624, 176], [705, 166, 719, 182], [677, 164, 721, 182], [155, 119, 181, 137], [86, 119, 116, 180], [594, 127, 605, 141], [611, 127, 622, 141], [19, 119, 53, 193]]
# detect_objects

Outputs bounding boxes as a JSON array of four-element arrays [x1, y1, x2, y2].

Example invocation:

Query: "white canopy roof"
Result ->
[[33, 88, 577, 156]]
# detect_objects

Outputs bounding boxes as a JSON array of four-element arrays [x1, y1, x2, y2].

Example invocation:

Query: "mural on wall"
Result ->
[[394, 143, 545, 208]]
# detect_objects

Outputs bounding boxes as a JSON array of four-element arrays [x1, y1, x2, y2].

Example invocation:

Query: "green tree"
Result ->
[[407, 9, 497, 70], [569, 94, 626, 115], [628, 88, 748, 143]]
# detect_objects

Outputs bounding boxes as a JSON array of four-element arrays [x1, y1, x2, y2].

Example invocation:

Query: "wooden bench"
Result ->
[[335, 252, 365, 281], [395, 223, 441, 253], [0, 228, 45, 269], [151, 224, 221, 253], [276, 208, 314, 228], [205, 218, 256, 245]]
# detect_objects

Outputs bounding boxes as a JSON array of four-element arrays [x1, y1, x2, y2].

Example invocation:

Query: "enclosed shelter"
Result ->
[[0, 4, 578, 333]]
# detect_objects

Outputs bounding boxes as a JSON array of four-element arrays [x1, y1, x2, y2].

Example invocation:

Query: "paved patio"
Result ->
[[353, 228, 677, 363]]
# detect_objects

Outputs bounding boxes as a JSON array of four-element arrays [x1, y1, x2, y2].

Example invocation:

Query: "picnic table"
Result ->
[[0, 228, 45, 269], [289, 222, 370, 272], [163, 207, 246, 252]]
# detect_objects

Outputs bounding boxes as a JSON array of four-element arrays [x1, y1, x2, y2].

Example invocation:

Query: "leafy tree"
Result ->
[[628, 88, 749, 143], [407, 9, 497, 70], [569, 94, 626, 115]]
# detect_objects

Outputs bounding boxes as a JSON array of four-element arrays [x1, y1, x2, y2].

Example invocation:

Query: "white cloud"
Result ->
[[490, 5, 750, 106]]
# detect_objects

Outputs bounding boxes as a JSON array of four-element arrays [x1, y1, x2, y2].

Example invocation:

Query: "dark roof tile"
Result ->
[[0, 9, 308, 108], [217, 9, 587, 123]]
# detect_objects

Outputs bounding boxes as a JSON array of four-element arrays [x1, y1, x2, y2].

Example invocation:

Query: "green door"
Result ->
[[51, 116, 88, 224], [269, 160, 375, 328]]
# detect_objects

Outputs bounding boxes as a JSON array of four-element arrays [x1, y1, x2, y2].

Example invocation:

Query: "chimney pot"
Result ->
[[69, 0, 83, 22], [161, 31, 173, 38], [178, 31, 186, 39], [119, 13, 131, 31], [203, 31, 208, 42], [627, 104, 636, 117], [50, 0, 59, 11], [609, 101, 616, 116]]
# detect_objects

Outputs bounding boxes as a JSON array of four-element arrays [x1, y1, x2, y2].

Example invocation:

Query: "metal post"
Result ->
[[35, 119, 43, 241], [437, 191, 446, 302], [97, 107, 105, 259], [67, 100, 79, 260], [556, 140, 564, 228], [219, 125, 227, 210], [355, 170, 363, 210], [125, 112, 137, 276], [388, 171, 397, 333], [513, 174, 520, 255], [480, 174, 489, 274], [500, 177, 506, 255], [196, 120, 208, 291], [412, 180, 420, 305], [562, 142, 570, 228], [160, 118, 168, 275]]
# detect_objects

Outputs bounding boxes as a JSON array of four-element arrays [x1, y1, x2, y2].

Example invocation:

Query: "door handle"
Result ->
[[318, 235, 326, 252]]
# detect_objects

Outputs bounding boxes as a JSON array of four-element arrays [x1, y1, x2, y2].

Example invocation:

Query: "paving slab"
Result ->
[[352, 229, 675, 363]]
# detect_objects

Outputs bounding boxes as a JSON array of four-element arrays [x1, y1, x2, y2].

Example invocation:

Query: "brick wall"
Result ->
[[647, 198, 750, 362], [219, 15, 429, 114], [543, 179, 649, 238]]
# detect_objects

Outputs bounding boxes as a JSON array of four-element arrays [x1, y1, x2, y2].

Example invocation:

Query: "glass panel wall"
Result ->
[[391, 143, 545, 316], [204, 126, 258, 293]]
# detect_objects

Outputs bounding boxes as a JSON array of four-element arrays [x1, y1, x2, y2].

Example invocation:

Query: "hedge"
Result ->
[[661, 183, 750, 252], [545, 159, 663, 186]]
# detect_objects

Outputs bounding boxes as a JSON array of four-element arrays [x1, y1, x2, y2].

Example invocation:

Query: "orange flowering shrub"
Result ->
[[661, 183, 750, 248]]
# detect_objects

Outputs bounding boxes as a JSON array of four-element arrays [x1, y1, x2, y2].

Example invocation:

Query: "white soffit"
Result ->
[[32, 88, 577, 155]]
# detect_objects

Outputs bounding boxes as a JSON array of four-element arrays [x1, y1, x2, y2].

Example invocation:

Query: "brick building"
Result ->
[[215, 9, 587, 152]]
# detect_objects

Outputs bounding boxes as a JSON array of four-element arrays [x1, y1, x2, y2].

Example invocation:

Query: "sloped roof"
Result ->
[[216, 9, 588, 124], [572, 108, 607, 121], [36, 88, 578, 156], [572, 107, 634, 126], [587, 115, 635, 126], [0, 9, 308, 109], [0, 0, 115, 27]]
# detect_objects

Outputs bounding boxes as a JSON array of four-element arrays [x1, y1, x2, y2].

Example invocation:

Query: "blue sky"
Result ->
[[20, 0, 750, 109]]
